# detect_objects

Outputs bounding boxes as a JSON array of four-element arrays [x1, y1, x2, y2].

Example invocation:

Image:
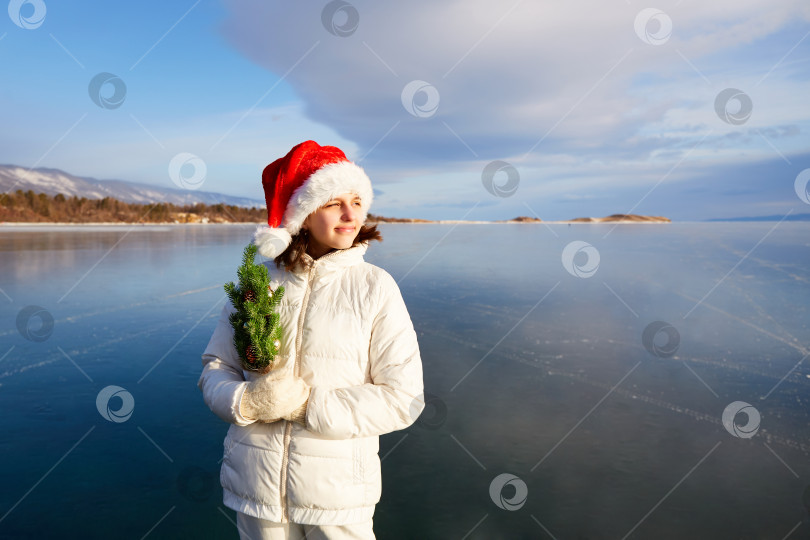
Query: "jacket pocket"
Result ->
[[220, 436, 284, 506], [285, 451, 363, 510], [353, 438, 363, 484], [359, 436, 381, 506]]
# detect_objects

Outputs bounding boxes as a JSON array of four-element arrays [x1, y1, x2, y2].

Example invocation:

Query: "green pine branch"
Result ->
[[224, 243, 285, 373]]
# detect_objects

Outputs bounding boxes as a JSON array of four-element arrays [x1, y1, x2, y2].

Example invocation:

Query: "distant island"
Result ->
[[394, 214, 671, 224], [0, 189, 670, 225]]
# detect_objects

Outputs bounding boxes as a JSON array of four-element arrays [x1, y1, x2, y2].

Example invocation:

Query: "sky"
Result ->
[[1, 0, 810, 221]]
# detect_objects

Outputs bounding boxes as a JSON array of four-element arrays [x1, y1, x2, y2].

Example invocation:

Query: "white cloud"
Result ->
[[215, 1, 810, 219], [219, 0, 809, 172]]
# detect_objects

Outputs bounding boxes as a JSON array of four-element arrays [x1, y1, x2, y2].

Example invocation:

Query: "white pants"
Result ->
[[236, 512, 375, 540]]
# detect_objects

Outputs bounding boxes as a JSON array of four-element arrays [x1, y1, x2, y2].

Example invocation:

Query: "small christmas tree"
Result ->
[[224, 243, 285, 374]]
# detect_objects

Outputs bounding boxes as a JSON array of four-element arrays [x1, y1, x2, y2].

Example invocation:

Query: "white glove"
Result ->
[[239, 370, 311, 424]]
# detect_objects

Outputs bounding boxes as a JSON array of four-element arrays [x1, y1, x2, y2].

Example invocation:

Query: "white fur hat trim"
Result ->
[[253, 225, 293, 259]]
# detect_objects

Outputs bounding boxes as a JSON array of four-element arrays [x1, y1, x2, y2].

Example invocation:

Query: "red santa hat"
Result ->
[[253, 140, 374, 258]]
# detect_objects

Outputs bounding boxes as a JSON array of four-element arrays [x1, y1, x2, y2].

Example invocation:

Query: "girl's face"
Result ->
[[302, 192, 364, 259]]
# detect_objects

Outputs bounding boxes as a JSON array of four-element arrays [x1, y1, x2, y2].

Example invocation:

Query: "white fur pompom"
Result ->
[[253, 225, 293, 259]]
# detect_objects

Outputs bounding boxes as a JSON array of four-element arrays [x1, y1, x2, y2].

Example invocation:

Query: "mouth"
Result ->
[[335, 227, 356, 233]]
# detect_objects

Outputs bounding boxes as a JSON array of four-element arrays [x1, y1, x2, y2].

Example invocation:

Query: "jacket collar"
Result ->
[[294, 241, 368, 274]]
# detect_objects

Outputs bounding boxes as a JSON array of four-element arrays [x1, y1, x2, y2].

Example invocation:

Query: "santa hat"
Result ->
[[253, 140, 374, 259]]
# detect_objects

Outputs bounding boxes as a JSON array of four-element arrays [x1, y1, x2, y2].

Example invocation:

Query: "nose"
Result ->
[[341, 204, 357, 221]]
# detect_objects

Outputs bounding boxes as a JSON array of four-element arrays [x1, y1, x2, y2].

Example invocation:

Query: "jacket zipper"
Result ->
[[279, 249, 343, 521]]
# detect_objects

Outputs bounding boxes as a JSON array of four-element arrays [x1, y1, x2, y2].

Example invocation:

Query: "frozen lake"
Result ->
[[0, 222, 808, 539]]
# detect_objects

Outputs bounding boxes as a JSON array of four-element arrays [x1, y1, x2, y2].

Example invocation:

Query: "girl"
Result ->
[[198, 140, 425, 540]]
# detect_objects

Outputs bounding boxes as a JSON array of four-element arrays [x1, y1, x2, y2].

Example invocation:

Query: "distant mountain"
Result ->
[[704, 214, 810, 222], [0, 164, 265, 208]]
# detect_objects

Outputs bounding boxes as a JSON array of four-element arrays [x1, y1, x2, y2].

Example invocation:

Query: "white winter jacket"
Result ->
[[198, 240, 425, 525]]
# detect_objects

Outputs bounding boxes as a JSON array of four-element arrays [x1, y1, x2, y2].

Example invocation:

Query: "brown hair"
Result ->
[[273, 223, 383, 273]]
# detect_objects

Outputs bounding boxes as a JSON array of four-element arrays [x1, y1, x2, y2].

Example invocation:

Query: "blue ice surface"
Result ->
[[0, 222, 807, 539]]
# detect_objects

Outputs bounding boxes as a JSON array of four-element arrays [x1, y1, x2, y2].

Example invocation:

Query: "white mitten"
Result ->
[[282, 393, 309, 426], [239, 371, 311, 423]]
